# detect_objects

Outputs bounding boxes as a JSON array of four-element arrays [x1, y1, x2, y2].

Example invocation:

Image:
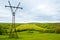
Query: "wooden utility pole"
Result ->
[[5, 1, 23, 38]]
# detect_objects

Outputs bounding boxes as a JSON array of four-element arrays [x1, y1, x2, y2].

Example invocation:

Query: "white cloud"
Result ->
[[0, 0, 60, 23]]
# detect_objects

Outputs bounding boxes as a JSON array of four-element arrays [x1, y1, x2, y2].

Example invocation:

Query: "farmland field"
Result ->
[[0, 23, 60, 40]]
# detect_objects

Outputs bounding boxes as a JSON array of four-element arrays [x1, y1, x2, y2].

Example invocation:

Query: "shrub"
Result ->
[[0, 25, 9, 35], [45, 29, 55, 33], [56, 27, 60, 33], [55, 24, 60, 33]]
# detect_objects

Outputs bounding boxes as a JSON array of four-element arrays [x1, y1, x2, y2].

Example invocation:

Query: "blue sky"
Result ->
[[0, 0, 60, 23]]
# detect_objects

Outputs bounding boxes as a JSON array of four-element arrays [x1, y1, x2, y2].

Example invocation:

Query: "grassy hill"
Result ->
[[0, 23, 59, 33], [15, 23, 57, 33], [16, 24, 47, 30], [0, 23, 60, 40]]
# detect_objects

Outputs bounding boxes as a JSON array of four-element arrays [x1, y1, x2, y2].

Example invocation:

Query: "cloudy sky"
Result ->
[[0, 0, 60, 23]]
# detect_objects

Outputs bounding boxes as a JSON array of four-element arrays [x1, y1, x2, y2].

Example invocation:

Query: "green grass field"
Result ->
[[0, 32, 60, 40], [0, 23, 60, 40]]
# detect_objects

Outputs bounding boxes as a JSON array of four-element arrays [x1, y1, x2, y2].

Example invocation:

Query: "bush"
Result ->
[[0, 31, 2, 35], [0, 25, 9, 35], [55, 24, 60, 33], [56, 27, 60, 33], [44, 29, 55, 33]]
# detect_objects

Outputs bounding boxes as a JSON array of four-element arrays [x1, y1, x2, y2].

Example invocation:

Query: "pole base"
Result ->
[[9, 32, 18, 38]]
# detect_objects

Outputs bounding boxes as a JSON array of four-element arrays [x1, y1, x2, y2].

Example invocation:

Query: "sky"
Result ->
[[0, 0, 60, 23]]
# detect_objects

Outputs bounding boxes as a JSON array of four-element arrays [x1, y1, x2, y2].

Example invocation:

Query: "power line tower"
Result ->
[[5, 1, 23, 38]]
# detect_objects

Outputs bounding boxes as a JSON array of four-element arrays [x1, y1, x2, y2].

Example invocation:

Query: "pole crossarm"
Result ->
[[5, 5, 23, 9]]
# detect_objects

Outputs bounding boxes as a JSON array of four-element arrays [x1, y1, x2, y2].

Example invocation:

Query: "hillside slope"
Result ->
[[16, 24, 48, 31]]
